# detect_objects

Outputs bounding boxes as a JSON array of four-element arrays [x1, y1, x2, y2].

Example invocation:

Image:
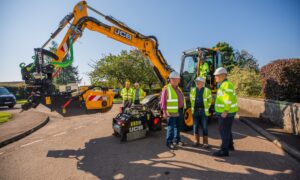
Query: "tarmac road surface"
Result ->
[[0, 104, 299, 180]]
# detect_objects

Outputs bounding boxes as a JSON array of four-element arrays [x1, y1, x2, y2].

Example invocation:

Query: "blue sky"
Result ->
[[0, 0, 299, 85]]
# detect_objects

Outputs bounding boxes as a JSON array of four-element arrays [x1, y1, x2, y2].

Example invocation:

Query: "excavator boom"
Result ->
[[43, 1, 172, 85], [20, 1, 173, 112]]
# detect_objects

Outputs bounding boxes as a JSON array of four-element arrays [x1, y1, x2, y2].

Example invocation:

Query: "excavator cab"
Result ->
[[179, 47, 222, 128]]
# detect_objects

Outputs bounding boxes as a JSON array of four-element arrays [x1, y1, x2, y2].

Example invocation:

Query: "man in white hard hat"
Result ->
[[190, 77, 212, 148], [160, 71, 186, 150], [213, 67, 238, 157]]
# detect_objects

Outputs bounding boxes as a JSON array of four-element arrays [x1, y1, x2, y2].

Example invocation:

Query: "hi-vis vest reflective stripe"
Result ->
[[190, 87, 212, 116], [132, 88, 145, 101], [166, 84, 186, 113], [215, 80, 238, 113], [121, 88, 133, 100]]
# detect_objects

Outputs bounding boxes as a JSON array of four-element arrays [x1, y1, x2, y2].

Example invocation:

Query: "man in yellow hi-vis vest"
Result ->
[[160, 71, 186, 150], [197, 55, 209, 79], [121, 81, 134, 108], [190, 77, 212, 148], [212, 67, 238, 157], [132, 82, 145, 105]]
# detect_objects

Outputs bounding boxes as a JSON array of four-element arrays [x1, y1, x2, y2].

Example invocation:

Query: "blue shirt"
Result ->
[[194, 87, 204, 108], [135, 89, 139, 100]]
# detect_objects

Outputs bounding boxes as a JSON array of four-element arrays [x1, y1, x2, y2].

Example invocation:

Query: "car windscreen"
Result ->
[[0, 87, 10, 95]]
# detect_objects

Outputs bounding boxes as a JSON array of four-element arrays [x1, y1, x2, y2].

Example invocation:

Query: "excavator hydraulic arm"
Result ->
[[20, 1, 173, 111]]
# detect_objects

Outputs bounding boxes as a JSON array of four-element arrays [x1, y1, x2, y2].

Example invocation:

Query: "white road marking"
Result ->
[[20, 139, 44, 148], [53, 132, 67, 137], [232, 131, 248, 137], [74, 126, 84, 130]]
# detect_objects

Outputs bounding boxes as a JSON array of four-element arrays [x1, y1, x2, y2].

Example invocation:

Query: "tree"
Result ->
[[235, 49, 259, 72], [89, 49, 160, 90], [213, 42, 235, 72], [227, 66, 262, 97], [54, 66, 81, 85]]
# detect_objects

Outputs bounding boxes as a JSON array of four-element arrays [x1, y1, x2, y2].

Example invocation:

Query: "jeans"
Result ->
[[193, 109, 208, 136], [166, 109, 183, 145], [218, 116, 234, 152]]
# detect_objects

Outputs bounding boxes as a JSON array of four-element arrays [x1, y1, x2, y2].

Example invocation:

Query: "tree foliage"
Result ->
[[89, 49, 159, 89], [213, 42, 259, 73], [213, 42, 235, 72], [228, 66, 262, 97], [235, 49, 259, 72]]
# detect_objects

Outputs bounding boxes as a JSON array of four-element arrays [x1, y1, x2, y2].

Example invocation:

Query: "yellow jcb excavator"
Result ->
[[20, 1, 223, 128]]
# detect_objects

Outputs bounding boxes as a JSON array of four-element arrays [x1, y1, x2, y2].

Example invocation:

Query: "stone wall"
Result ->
[[238, 97, 300, 135]]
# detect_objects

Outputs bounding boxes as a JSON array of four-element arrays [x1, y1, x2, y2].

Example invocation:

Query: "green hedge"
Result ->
[[260, 59, 300, 102]]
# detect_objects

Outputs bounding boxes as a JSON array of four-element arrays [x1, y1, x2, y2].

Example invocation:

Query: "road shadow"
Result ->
[[47, 130, 299, 179]]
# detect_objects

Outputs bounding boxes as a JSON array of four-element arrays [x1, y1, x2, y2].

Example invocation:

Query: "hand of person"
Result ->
[[163, 111, 168, 119], [221, 111, 228, 118]]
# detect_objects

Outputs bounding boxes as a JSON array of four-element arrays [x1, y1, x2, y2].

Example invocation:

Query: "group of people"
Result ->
[[120, 63, 238, 157], [120, 81, 145, 107], [160, 66, 238, 157]]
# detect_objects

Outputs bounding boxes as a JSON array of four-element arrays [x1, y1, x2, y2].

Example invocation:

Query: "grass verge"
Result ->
[[16, 99, 27, 105], [0, 112, 12, 124]]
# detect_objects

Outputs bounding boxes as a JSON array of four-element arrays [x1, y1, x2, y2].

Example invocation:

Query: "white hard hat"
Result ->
[[195, 77, 205, 83], [214, 67, 227, 75], [169, 71, 180, 79], [134, 82, 139, 86]]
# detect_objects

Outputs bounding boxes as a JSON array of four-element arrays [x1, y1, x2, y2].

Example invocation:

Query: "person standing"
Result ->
[[190, 77, 212, 148], [132, 82, 145, 105], [121, 81, 133, 108], [160, 71, 186, 150], [212, 67, 238, 157]]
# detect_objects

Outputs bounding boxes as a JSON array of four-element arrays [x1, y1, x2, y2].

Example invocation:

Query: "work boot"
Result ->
[[167, 143, 176, 150], [213, 150, 229, 157], [193, 135, 200, 147], [229, 145, 235, 151], [203, 136, 210, 149]]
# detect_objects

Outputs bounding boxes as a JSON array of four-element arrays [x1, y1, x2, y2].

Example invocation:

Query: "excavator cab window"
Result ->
[[180, 55, 198, 93], [180, 48, 223, 94]]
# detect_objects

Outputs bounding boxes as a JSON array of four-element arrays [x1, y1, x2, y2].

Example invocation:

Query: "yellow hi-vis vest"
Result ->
[[121, 88, 133, 101], [215, 80, 238, 113], [132, 88, 145, 102], [190, 87, 212, 116], [166, 84, 186, 113], [199, 62, 209, 79]]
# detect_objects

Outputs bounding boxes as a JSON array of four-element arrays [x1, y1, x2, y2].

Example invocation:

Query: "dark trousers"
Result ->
[[166, 109, 183, 145], [193, 109, 208, 136], [123, 100, 131, 108], [133, 99, 140, 105], [218, 116, 234, 152]]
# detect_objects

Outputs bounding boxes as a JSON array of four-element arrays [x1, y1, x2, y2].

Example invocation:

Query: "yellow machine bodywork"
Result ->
[[79, 87, 114, 110]]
